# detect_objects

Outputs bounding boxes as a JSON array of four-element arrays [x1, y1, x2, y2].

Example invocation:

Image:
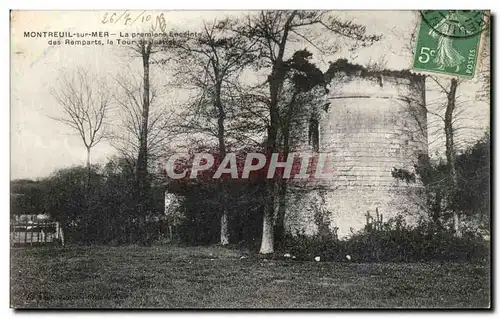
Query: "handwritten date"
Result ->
[[101, 11, 166, 32]]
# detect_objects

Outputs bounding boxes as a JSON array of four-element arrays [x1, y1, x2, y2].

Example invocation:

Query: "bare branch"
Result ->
[[50, 66, 111, 166]]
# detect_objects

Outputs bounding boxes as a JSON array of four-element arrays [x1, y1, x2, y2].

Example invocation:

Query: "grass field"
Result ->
[[10, 245, 490, 309]]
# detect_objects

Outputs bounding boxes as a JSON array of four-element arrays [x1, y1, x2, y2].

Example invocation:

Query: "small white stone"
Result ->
[[284, 253, 291, 258], [292, 256, 297, 260], [346, 255, 352, 261], [314, 256, 321, 262]]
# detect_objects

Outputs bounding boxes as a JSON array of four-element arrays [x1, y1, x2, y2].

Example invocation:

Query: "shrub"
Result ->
[[170, 181, 265, 247], [280, 218, 489, 263]]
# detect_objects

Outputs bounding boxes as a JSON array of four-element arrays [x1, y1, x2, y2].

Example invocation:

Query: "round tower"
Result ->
[[284, 69, 428, 238]]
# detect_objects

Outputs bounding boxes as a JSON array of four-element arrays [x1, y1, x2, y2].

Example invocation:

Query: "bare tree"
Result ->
[[169, 20, 258, 245], [112, 38, 164, 244], [135, 40, 153, 212], [406, 76, 484, 236], [236, 10, 382, 254], [428, 77, 480, 236], [113, 70, 173, 168], [51, 67, 111, 169], [397, 20, 490, 235], [441, 78, 460, 235]]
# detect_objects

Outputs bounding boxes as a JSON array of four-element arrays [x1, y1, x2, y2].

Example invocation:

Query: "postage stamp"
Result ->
[[413, 10, 489, 78], [10, 10, 491, 309]]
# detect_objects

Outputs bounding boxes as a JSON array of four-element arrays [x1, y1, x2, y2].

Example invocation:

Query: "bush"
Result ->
[[345, 228, 489, 263], [13, 160, 170, 246], [169, 181, 265, 247], [280, 218, 489, 263]]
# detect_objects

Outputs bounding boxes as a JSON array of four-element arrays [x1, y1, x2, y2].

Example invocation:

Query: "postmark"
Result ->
[[413, 10, 489, 78]]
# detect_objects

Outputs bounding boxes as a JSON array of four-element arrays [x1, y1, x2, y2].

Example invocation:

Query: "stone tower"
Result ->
[[284, 68, 428, 238]]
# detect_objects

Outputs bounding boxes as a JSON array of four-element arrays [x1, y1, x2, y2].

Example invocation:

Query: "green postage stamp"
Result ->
[[413, 10, 489, 78]]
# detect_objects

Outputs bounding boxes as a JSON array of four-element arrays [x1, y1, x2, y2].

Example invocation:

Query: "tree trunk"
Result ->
[[85, 145, 92, 194], [258, 11, 297, 255], [86, 146, 91, 169], [214, 75, 230, 246], [56, 221, 65, 246], [258, 60, 283, 255], [260, 75, 279, 254], [136, 41, 152, 244], [137, 42, 151, 185], [259, 189, 275, 254], [220, 211, 229, 245], [275, 181, 287, 243], [274, 124, 290, 244], [217, 119, 229, 246], [445, 78, 461, 237], [275, 91, 297, 243]]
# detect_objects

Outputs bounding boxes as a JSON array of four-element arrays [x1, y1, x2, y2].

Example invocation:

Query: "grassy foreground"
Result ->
[[10, 245, 490, 309]]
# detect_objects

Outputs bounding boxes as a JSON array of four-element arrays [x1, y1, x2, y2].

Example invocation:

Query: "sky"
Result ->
[[10, 10, 489, 180]]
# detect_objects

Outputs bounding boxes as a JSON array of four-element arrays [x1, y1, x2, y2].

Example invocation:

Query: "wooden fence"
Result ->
[[10, 221, 64, 246]]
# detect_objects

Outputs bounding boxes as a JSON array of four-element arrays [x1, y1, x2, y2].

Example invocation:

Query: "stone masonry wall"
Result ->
[[284, 71, 427, 238]]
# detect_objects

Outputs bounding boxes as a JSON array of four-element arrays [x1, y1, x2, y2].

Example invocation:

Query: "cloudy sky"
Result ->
[[10, 10, 489, 180]]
